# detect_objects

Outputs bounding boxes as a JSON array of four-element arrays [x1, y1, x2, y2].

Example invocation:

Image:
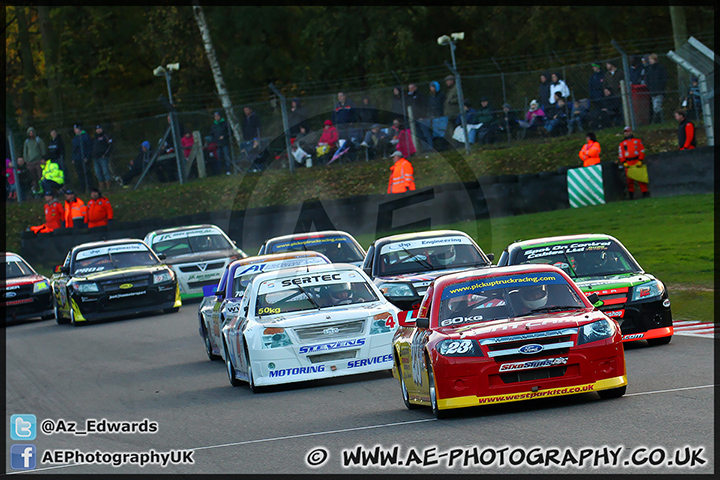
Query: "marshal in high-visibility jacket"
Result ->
[[674, 110, 696, 150], [85, 188, 114, 228], [579, 132, 601, 167], [618, 127, 648, 196], [40, 158, 64, 192], [63, 190, 87, 229], [388, 151, 416, 194], [30, 192, 65, 234]]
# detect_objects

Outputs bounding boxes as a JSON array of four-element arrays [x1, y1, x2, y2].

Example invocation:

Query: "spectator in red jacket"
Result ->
[[85, 187, 113, 228], [181, 131, 194, 159], [674, 110, 696, 150]]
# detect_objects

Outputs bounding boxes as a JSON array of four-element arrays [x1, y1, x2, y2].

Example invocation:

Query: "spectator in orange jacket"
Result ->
[[30, 191, 64, 234], [618, 126, 648, 198], [388, 150, 416, 194], [63, 189, 87, 229], [579, 132, 601, 167], [85, 187, 113, 228], [674, 109, 696, 150]]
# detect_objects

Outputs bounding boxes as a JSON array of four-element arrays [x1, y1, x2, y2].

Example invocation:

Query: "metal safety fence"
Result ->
[[6, 45, 712, 202]]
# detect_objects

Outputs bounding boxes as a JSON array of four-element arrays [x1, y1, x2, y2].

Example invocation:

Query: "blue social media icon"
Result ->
[[11, 414, 36, 440], [11, 444, 37, 470]]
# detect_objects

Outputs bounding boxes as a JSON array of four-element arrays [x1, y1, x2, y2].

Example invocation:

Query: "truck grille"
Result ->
[[100, 275, 149, 292], [480, 328, 576, 361], [188, 279, 221, 289], [178, 261, 226, 273], [293, 319, 365, 341], [500, 366, 567, 384], [307, 350, 358, 364]]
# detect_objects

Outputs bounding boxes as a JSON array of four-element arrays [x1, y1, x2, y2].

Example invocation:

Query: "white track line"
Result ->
[[7, 384, 716, 475]]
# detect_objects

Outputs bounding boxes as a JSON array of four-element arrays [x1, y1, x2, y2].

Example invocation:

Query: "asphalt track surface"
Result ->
[[5, 304, 715, 475]]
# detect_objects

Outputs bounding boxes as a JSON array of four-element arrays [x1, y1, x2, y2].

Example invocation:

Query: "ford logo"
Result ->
[[323, 327, 340, 335], [518, 344, 544, 354], [5, 292, 17, 298], [119, 283, 133, 289]]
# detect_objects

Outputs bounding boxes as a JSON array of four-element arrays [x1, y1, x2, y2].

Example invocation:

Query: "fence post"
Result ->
[[491, 58, 511, 143], [268, 83, 294, 173], [445, 61, 470, 155], [611, 39, 637, 131], [7, 129, 23, 204]]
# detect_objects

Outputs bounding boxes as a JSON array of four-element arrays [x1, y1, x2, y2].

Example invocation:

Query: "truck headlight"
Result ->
[[378, 283, 414, 297], [262, 327, 292, 349], [33, 280, 50, 293], [73, 282, 99, 293], [577, 319, 616, 345], [153, 270, 174, 284], [631, 280, 664, 301], [436, 339, 482, 357]]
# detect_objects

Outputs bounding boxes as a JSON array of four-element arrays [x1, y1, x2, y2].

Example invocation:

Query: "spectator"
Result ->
[[604, 61, 623, 97], [22, 126, 46, 194], [39, 157, 64, 194], [387, 150, 415, 194], [588, 63, 605, 108], [545, 95, 570, 136], [360, 124, 390, 160], [499, 103, 521, 138], [29, 191, 64, 234], [629, 56, 645, 86], [473, 97, 498, 144], [85, 187, 114, 228], [617, 126, 648, 199], [12, 157, 32, 198], [518, 99, 545, 132], [674, 109, 696, 150], [294, 124, 313, 152], [681, 77, 702, 121], [578, 131, 601, 167], [63, 189, 87, 229], [202, 136, 221, 176], [645, 53, 668, 124], [405, 83, 426, 124], [6, 157, 17, 201], [316, 119, 339, 164], [241, 105, 261, 146], [121, 141, 152, 187], [591, 87, 622, 130], [71, 124, 93, 193], [47, 129, 66, 171], [332, 92, 356, 127], [389, 118, 416, 159], [181, 131, 194, 159], [549, 72, 570, 105], [211, 111, 232, 175], [538, 72, 552, 111], [417, 81, 446, 151], [443, 75, 460, 123], [390, 85, 405, 123], [91, 125, 114, 191], [356, 95, 379, 127], [288, 98, 308, 137], [568, 98, 589, 134]]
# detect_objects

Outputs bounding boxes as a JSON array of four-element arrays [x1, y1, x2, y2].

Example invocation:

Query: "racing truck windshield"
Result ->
[[515, 240, 641, 278], [379, 236, 488, 275], [437, 272, 586, 328], [231, 257, 330, 297], [4, 258, 35, 278], [255, 271, 379, 318], [268, 236, 364, 263], [152, 230, 233, 256], [73, 244, 158, 275]]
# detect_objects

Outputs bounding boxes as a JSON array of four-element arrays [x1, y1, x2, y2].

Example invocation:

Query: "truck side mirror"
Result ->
[[416, 317, 430, 329]]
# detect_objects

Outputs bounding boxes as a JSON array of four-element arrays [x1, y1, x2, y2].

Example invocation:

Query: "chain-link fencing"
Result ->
[[6, 47, 710, 200]]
